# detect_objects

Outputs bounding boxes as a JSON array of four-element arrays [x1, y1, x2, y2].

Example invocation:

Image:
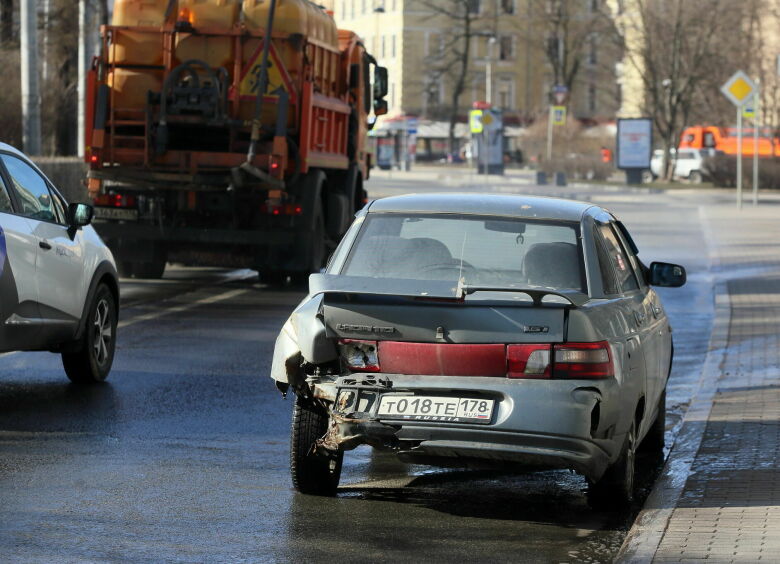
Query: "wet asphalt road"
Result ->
[[0, 175, 719, 563]]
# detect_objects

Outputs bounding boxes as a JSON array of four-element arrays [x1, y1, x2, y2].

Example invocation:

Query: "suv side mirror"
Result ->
[[648, 262, 686, 287], [67, 203, 94, 228], [373, 66, 388, 99]]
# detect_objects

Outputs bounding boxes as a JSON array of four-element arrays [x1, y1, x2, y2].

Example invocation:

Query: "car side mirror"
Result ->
[[67, 202, 94, 228], [649, 262, 686, 287]]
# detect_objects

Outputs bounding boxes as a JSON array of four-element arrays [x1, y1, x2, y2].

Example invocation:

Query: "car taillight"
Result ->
[[505, 341, 614, 380], [553, 341, 614, 379], [507, 344, 551, 379], [338, 339, 380, 372]]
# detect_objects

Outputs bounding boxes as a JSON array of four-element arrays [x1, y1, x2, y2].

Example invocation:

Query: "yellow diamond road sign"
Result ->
[[721, 70, 756, 107]]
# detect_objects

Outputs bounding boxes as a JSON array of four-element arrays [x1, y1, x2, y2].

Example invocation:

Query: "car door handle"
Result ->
[[39, 240, 52, 251]]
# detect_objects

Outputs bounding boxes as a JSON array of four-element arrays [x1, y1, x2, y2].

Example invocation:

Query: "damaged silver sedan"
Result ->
[[271, 193, 686, 507]]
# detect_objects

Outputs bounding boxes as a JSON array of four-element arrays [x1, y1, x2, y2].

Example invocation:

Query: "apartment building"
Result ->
[[325, 0, 620, 126]]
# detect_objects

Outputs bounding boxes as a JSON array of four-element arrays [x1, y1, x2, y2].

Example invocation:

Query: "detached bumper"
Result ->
[[318, 373, 625, 481]]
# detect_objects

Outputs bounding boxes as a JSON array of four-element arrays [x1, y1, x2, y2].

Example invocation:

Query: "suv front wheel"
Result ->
[[62, 284, 117, 384]]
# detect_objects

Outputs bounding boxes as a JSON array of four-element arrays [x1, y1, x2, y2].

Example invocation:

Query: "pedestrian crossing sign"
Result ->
[[552, 106, 566, 126]]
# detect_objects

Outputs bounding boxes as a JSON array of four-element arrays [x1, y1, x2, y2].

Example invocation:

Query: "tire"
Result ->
[[117, 261, 134, 278], [259, 269, 289, 288], [62, 284, 117, 385], [688, 170, 703, 184], [640, 388, 666, 456], [641, 170, 655, 184], [588, 419, 636, 510], [290, 395, 342, 496], [289, 204, 325, 287], [131, 258, 166, 280]]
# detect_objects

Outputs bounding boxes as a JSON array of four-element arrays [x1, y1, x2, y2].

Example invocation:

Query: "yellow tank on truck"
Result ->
[[175, 0, 240, 70]]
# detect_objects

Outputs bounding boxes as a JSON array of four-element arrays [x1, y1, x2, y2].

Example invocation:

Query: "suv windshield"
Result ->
[[341, 213, 585, 291]]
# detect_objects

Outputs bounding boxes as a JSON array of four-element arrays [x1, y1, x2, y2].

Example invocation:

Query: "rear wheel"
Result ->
[[588, 420, 636, 510], [688, 170, 703, 184], [62, 284, 117, 385], [290, 395, 342, 496], [131, 258, 166, 280]]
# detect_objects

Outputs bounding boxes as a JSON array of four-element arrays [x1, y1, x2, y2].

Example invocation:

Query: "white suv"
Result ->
[[0, 143, 119, 384]]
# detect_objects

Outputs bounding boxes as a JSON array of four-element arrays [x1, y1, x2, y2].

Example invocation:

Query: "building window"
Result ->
[[391, 34, 396, 58], [361, 0, 366, 14], [497, 77, 514, 110], [501, 0, 515, 14], [381, 35, 386, 58], [390, 82, 395, 109], [424, 77, 444, 114], [588, 84, 597, 114], [589, 34, 598, 65], [499, 35, 514, 61], [590, 0, 599, 13], [467, 0, 481, 14], [350, 0, 355, 18], [341, 0, 346, 17]]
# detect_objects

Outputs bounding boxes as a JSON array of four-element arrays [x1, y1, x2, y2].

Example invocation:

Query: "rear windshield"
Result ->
[[341, 213, 585, 291]]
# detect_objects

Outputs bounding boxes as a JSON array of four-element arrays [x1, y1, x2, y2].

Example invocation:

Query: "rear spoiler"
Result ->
[[309, 274, 589, 307]]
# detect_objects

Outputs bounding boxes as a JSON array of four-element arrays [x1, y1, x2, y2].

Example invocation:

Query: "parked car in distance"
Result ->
[[0, 143, 119, 384], [646, 148, 719, 183], [271, 193, 686, 508]]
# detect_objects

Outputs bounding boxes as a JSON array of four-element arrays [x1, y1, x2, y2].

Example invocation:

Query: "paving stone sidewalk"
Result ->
[[627, 203, 780, 563]]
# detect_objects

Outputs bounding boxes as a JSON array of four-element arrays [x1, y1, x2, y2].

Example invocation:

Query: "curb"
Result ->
[[616, 206, 729, 562]]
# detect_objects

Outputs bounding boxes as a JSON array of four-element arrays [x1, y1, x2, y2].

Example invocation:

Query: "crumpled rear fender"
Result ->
[[270, 294, 338, 387]]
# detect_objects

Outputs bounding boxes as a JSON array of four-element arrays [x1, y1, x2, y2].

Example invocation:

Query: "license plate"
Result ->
[[377, 395, 494, 424], [94, 207, 139, 221]]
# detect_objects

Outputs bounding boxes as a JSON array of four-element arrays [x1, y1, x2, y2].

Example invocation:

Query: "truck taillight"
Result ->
[[269, 155, 284, 178], [552, 342, 614, 379], [94, 194, 137, 208], [507, 344, 551, 379], [262, 203, 303, 216], [338, 339, 380, 372]]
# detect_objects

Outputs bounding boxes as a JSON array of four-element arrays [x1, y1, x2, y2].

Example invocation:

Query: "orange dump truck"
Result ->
[[679, 125, 780, 157], [85, 0, 387, 281]]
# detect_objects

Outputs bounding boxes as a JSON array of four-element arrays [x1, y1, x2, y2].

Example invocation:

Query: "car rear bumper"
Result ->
[[394, 426, 610, 480], [317, 373, 625, 481]]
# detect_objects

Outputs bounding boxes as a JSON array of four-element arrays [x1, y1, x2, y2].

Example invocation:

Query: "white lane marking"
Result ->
[[118, 287, 251, 330]]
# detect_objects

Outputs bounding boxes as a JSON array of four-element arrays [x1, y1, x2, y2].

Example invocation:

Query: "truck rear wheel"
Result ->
[[132, 259, 167, 280]]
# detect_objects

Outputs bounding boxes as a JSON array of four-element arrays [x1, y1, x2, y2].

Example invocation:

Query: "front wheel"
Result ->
[[588, 420, 636, 510], [290, 396, 342, 496], [62, 284, 117, 385]]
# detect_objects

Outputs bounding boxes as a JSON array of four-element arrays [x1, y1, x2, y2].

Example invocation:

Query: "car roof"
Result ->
[[367, 193, 596, 222]]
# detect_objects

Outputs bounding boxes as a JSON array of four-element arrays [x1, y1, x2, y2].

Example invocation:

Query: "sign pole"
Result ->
[[737, 106, 743, 209], [753, 88, 760, 206], [546, 106, 553, 162]]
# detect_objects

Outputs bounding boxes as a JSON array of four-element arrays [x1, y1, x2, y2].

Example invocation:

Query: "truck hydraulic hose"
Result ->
[[245, 0, 278, 166]]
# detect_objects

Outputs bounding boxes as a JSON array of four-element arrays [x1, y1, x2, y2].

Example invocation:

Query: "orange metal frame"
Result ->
[[89, 23, 368, 183]]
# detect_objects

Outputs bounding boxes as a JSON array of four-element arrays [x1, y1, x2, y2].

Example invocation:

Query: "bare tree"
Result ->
[[525, 0, 612, 99], [418, 0, 486, 154], [610, 0, 742, 179]]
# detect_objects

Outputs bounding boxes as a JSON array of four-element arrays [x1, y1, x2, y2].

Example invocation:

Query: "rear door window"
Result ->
[[593, 227, 620, 295], [597, 224, 638, 292]]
